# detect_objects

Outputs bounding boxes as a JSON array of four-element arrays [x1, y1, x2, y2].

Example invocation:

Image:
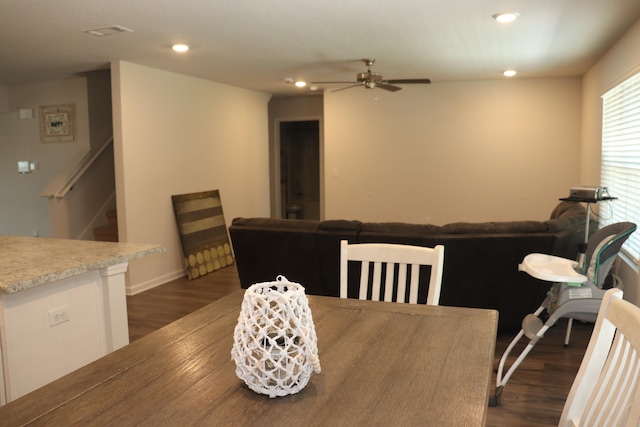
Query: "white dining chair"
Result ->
[[559, 288, 640, 426], [339, 240, 445, 306]]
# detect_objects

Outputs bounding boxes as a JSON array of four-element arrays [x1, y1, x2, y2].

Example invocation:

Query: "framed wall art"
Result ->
[[171, 189, 234, 280], [39, 104, 76, 143]]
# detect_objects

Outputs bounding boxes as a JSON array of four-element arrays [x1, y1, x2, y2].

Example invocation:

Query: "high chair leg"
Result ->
[[564, 318, 573, 347], [490, 305, 548, 406]]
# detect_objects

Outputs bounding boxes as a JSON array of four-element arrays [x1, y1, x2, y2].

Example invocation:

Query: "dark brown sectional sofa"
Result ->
[[229, 201, 591, 332]]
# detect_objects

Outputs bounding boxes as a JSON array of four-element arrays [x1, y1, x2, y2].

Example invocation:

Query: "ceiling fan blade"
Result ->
[[386, 78, 432, 84], [310, 81, 358, 85], [377, 83, 402, 92], [332, 83, 363, 92]]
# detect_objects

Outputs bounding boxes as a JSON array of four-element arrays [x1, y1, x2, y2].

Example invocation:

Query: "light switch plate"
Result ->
[[17, 161, 30, 174]]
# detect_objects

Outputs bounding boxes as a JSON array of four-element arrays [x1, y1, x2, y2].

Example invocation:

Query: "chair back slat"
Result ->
[[359, 262, 370, 300], [408, 264, 420, 304], [393, 264, 406, 303]]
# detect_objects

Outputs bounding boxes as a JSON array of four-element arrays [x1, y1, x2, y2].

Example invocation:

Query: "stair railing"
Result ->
[[41, 136, 114, 199]]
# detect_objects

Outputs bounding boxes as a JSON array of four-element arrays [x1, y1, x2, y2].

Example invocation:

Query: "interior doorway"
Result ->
[[279, 120, 320, 220]]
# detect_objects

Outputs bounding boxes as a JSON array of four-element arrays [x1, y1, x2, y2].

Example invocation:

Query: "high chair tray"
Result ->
[[518, 253, 588, 283]]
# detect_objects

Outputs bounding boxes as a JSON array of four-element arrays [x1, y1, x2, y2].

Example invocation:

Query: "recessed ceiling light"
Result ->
[[493, 13, 519, 23], [294, 81, 307, 88], [503, 70, 517, 77], [172, 44, 190, 53]]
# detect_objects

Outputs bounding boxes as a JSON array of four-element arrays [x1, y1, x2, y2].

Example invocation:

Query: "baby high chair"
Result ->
[[490, 221, 637, 406]]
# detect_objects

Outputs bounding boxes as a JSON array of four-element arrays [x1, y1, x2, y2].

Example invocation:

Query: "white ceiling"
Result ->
[[2, 0, 640, 96]]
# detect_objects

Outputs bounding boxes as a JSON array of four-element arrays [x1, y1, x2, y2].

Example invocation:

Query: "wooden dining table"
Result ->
[[0, 290, 498, 426]]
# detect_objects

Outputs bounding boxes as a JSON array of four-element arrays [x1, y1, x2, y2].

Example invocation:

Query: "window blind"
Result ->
[[601, 72, 640, 264]]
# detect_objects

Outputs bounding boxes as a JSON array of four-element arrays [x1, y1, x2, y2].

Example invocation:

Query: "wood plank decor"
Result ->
[[171, 189, 233, 280]]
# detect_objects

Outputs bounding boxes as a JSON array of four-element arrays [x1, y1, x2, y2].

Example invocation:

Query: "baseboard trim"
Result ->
[[126, 269, 185, 296]]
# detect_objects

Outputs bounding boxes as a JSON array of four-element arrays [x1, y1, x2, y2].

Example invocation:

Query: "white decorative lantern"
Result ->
[[231, 276, 321, 398]]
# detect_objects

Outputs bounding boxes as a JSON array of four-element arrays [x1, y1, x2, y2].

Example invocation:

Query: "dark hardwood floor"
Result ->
[[126, 263, 243, 342], [487, 320, 591, 426], [126, 264, 592, 426]]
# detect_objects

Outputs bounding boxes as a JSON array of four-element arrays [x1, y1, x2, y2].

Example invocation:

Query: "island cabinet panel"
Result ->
[[0, 236, 164, 405], [0, 265, 127, 403]]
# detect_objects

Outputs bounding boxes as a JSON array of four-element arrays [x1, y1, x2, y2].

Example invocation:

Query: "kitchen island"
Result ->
[[0, 236, 164, 404]]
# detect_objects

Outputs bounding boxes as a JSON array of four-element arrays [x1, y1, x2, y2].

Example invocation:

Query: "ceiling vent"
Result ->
[[83, 25, 133, 37]]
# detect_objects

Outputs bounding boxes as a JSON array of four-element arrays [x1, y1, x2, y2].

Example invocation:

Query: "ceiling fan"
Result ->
[[311, 59, 431, 92]]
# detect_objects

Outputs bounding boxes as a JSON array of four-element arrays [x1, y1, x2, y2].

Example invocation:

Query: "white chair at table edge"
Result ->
[[560, 288, 640, 427], [339, 240, 445, 306], [491, 221, 637, 406]]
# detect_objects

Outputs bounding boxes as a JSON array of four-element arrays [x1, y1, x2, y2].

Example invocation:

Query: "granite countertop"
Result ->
[[0, 236, 165, 294]]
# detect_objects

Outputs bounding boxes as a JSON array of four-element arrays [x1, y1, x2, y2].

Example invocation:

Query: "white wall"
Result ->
[[111, 61, 272, 293], [0, 78, 90, 237], [324, 78, 583, 224], [85, 70, 113, 150], [581, 19, 640, 305]]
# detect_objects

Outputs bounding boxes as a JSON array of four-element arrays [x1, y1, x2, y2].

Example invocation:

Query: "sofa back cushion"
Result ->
[[544, 202, 591, 258], [229, 218, 324, 294], [358, 226, 556, 331], [440, 221, 547, 234], [231, 217, 319, 230], [360, 222, 441, 236], [549, 201, 585, 219], [317, 220, 363, 297]]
